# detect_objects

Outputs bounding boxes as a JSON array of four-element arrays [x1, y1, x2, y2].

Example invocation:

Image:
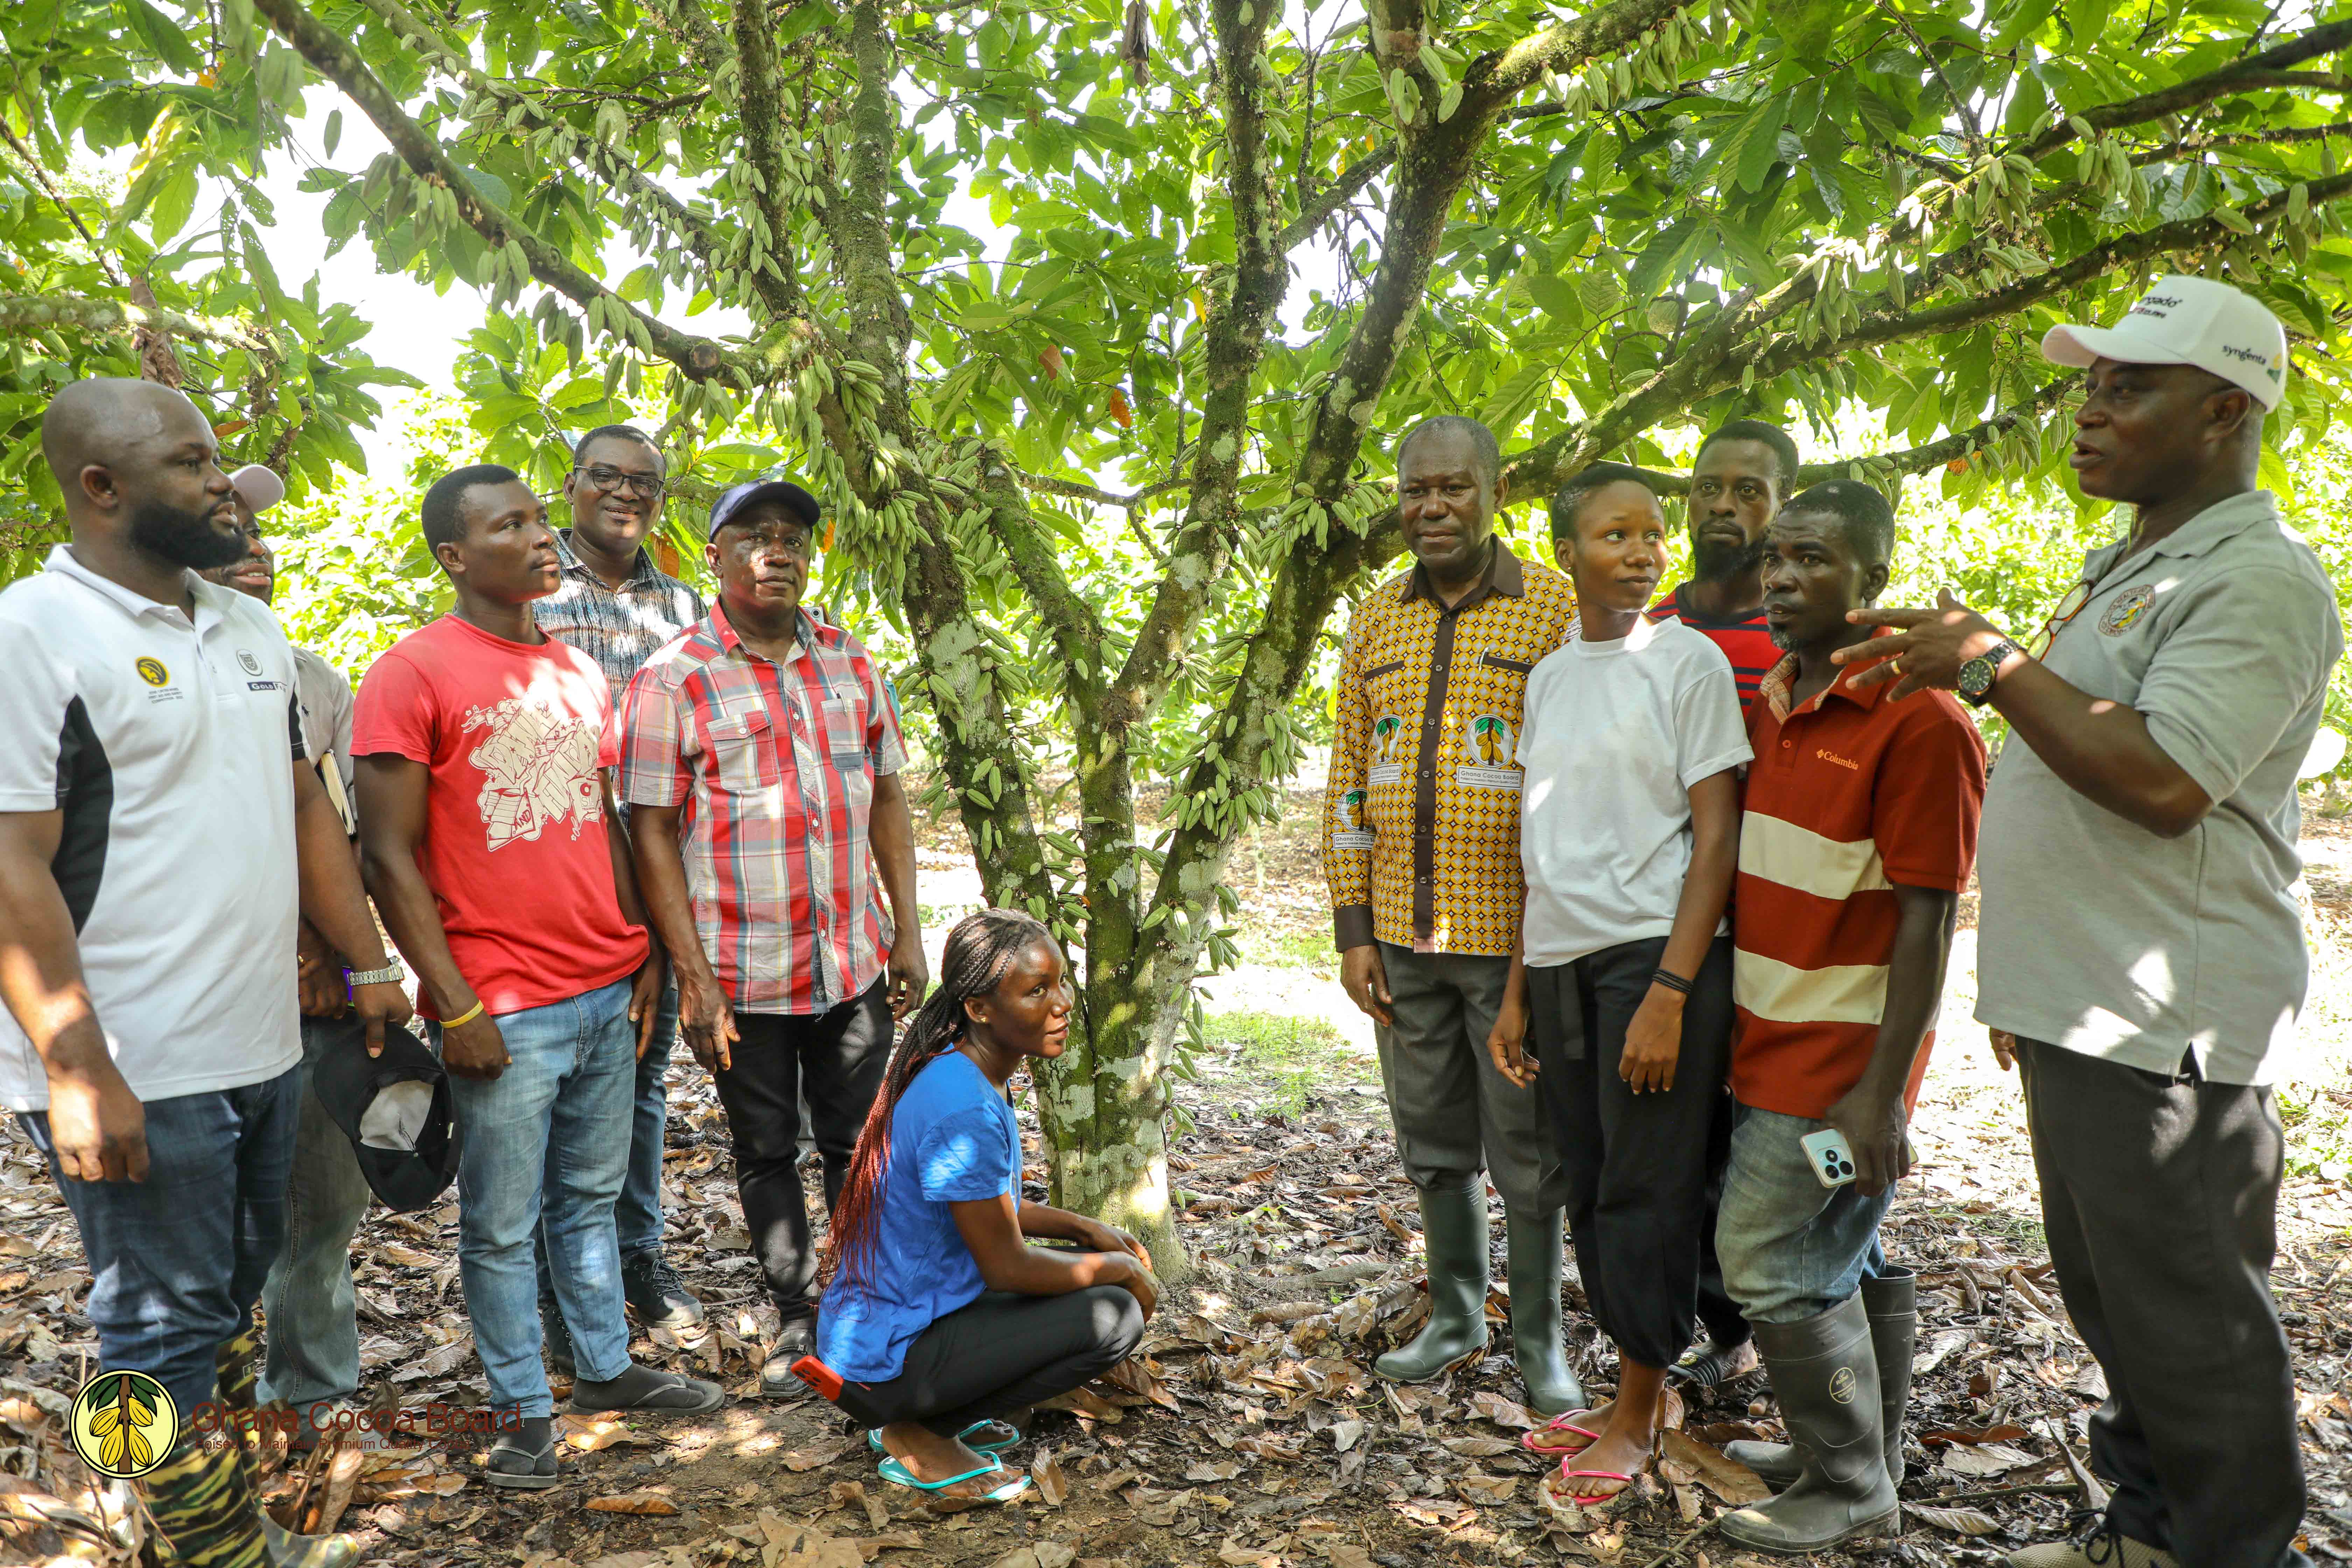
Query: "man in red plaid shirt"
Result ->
[[621, 478, 927, 1395]]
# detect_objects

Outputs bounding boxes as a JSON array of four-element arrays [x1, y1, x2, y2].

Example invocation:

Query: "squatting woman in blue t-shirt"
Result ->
[[810, 909, 1156, 1505]]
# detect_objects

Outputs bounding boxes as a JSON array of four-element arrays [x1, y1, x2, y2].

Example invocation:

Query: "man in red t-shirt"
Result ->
[[1709, 482, 1986, 1553], [1645, 419, 1798, 714], [354, 465, 722, 1489]]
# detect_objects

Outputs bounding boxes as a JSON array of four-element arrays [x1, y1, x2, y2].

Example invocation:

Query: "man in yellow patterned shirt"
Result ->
[[1324, 416, 1581, 1415]]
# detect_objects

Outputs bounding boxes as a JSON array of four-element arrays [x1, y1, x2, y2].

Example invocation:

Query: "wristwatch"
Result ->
[[1956, 640, 2022, 708], [345, 962, 406, 988]]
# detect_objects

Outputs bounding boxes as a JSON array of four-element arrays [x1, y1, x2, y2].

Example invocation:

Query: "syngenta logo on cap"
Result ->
[[2220, 344, 2283, 381]]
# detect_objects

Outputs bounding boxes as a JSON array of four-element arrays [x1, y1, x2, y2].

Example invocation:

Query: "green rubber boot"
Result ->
[[1727, 1266, 1916, 1490], [1503, 1206, 1583, 1417], [1375, 1184, 1490, 1383], [1716, 1293, 1899, 1554]]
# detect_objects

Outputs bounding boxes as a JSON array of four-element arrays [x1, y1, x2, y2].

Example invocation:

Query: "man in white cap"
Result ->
[[1833, 276, 2333, 1568], [197, 465, 379, 1438]]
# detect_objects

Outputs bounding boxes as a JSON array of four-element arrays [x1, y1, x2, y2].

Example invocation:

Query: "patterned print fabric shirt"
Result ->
[[1323, 544, 1579, 955], [618, 603, 907, 1016], [536, 531, 708, 702]]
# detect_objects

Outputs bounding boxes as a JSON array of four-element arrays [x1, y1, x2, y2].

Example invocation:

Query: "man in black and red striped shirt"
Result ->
[[1646, 420, 1799, 715], [1634, 419, 1800, 1395]]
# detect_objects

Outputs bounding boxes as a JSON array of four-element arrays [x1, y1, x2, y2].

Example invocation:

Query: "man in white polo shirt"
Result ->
[[0, 379, 412, 1568], [1837, 279, 2335, 1568]]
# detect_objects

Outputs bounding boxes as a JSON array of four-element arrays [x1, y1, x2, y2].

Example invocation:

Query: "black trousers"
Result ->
[[713, 979, 893, 1321], [1531, 934, 1738, 1370], [2018, 1040, 2310, 1568], [829, 1287, 1146, 1434]]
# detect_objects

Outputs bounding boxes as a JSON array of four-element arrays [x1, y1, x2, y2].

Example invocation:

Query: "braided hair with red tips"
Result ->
[[829, 908, 1058, 1297]]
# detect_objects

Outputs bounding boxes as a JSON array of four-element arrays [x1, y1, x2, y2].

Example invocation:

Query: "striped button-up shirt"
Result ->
[[619, 604, 906, 1015], [537, 532, 707, 703], [1323, 543, 1578, 955]]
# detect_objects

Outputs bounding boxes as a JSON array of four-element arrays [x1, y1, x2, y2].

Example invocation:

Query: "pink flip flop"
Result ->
[[1520, 1410, 1604, 1453], [1552, 1464, 1636, 1500]]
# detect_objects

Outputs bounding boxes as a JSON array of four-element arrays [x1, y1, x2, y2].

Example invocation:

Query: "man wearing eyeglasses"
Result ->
[[1835, 278, 2337, 1568], [618, 479, 926, 1397], [536, 425, 709, 1350]]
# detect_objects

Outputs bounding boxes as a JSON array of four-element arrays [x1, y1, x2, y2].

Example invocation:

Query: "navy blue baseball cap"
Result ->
[[707, 478, 822, 539]]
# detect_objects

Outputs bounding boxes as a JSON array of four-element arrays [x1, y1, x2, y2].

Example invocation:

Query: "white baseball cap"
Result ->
[[228, 463, 285, 512], [2040, 275, 2288, 408]]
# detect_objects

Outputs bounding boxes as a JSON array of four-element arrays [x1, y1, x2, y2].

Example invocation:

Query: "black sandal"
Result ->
[[1665, 1337, 1759, 1390], [484, 1431, 561, 1490]]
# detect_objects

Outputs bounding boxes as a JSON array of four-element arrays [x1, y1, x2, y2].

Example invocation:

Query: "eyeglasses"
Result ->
[[575, 464, 665, 499], [2026, 579, 2095, 659]]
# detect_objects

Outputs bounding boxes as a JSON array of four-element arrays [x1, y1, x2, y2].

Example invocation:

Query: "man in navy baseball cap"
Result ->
[[706, 477, 821, 539]]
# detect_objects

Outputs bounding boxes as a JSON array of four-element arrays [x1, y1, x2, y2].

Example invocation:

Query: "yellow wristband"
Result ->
[[443, 1000, 486, 1028]]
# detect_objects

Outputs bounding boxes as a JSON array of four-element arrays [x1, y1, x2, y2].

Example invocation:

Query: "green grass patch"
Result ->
[[1197, 1009, 1373, 1119], [1234, 929, 1336, 969]]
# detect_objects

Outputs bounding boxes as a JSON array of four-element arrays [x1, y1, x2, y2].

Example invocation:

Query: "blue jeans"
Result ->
[[538, 981, 676, 1302], [258, 1017, 377, 1409], [18, 1067, 300, 1417], [1714, 1102, 1895, 1325], [443, 980, 636, 1417]]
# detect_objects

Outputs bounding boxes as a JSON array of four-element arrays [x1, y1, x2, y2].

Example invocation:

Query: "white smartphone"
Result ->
[[1800, 1128, 1859, 1190]]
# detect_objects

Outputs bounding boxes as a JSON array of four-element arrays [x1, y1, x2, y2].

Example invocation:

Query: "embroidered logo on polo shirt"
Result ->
[[2100, 585, 2155, 635], [135, 657, 169, 687], [237, 649, 263, 676], [1815, 749, 1860, 771]]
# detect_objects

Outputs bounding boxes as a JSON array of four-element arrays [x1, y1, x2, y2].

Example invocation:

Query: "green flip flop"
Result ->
[[875, 1453, 1030, 1503], [867, 1420, 1021, 1456]]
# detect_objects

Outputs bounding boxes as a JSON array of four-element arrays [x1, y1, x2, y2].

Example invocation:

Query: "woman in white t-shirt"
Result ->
[[1487, 464, 1752, 1503]]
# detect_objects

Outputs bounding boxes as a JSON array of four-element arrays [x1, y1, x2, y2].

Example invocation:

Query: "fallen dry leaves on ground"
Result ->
[[1, 782, 2348, 1567]]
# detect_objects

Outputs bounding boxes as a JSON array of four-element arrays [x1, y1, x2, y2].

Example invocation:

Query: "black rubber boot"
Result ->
[[1502, 1206, 1582, 1416], [1728, 1266, 1916, 1491], [1374, 1184, 1490, 1383], [1716, 1293, 1898, 1554]]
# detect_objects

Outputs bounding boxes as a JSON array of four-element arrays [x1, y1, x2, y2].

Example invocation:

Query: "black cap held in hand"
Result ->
[[306, 1017, 464, 1213]]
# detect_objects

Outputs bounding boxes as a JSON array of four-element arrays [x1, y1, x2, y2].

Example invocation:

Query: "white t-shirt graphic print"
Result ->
[[1516, 616, 1751, 967], [463, 695, 607, 849]]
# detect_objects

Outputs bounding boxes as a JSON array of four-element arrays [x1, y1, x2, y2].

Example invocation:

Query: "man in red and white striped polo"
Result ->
[[1708, 481, 1986, 1554]]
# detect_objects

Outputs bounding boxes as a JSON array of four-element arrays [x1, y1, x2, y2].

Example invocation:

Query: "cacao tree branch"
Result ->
[[1739, 170, 2352, 385], [349, 0, 746, 309], [729, 0, 812, 321], [1015, 471, 1187, 509], [2016, 20, 2352, 159], [0, 124, 127, 289], [2133, 119, 2352, 163], [250, 0, 742, 382], [1280, 144, 1396, 250], [825, 0, 1058, 924], [1502, 376, 2077, 501], [1107, 0, 1289, 738], [1137, 0, 1694, 952], [0, 295, 282, 360]]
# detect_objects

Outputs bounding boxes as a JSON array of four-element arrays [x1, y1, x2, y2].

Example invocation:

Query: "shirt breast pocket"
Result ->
[[705, 708, 778, 794], [821, 694, 874, 806]]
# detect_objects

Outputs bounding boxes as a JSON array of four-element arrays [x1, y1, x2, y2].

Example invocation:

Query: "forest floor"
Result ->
[[4, 763, 2352, 1568]]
